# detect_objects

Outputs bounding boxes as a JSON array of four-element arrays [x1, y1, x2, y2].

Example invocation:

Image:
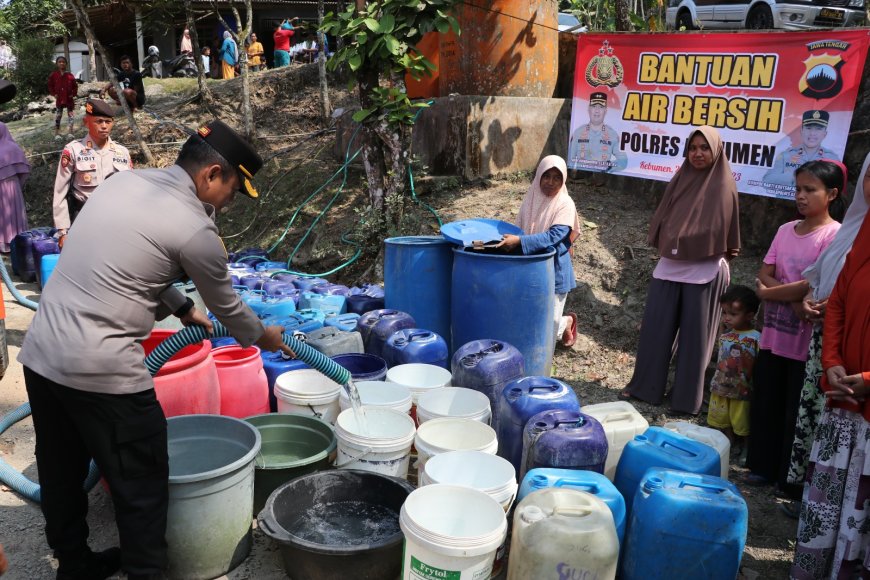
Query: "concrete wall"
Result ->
[[408, 95, 572, 179]]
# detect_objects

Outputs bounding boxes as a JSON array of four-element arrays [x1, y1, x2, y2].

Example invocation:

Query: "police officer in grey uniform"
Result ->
[[19, 121, 293, 580], [52, 99, 132, 240], [763, 110, 841, 189], [568, 91, 628, 173]]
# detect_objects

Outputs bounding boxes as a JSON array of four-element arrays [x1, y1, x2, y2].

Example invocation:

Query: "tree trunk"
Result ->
[[63, 34, 70, 66], [184, 0, 214, 110], [212, 1, 255, 140], [85, 34, 97, 81], [317, 0, 331, 122], [68, 0, 155, 165], [615, 0, 631, 31]]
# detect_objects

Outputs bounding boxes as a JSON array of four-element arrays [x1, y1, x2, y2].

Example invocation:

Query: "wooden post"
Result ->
[[86, 34, 97, 82], [317, 0, 331, 121], [135, 8, 145, 70]]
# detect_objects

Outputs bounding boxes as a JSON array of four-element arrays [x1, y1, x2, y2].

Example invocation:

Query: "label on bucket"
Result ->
[[410, 557, 461, 580]]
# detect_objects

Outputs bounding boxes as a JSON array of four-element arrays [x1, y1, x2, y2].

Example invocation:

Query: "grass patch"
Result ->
[[143, 77, 199, 96]]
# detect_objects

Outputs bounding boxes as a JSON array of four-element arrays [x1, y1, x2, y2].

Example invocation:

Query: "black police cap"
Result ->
[[195, 120, 263, 198], [802, 110, 829, 128], [85, 99, 116, 118], [590, 92, 608, 107]]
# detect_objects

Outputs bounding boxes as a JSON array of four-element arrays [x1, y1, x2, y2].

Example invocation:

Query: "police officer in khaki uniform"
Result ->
[[763, 109, 841, 189], [52, 99, 132, 238], [19, 121, 293, 580], [568, 91, 627, 173]]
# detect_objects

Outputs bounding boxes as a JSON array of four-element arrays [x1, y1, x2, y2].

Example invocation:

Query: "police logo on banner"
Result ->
[[585, 40, 624, 88], [799, 40, 848, 100]]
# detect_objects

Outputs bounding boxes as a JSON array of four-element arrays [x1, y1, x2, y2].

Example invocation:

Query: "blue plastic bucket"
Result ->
[[332, 353, 388, 382]]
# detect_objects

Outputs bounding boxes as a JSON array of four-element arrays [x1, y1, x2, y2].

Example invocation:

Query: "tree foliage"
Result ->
[[321, 0, 457, 126], [0, 0, 67, 41], [11, 36, 55, 103]]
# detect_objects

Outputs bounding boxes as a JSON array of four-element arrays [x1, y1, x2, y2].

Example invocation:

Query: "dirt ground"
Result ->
[[0, 65, 797, 578]]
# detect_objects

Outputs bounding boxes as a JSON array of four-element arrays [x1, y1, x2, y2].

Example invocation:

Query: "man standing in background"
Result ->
[[273, 17, 299, 68]]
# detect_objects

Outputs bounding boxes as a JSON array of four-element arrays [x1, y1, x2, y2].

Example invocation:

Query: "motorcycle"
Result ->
[[142, 46, 198, 79]]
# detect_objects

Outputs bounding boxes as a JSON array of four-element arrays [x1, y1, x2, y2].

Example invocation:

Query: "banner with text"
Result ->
[[569, 31, 870, 198]]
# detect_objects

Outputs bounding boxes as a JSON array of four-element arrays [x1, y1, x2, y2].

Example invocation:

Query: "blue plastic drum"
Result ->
[[384, 236, 454, 352], [451, 248, 555, 376]]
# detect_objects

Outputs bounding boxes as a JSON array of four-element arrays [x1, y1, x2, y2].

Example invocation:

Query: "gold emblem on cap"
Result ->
[[813, 111, 821, 119], [238, 164, 253, 178], [198, 126, 211, 138], [85, 103, 93, 114]]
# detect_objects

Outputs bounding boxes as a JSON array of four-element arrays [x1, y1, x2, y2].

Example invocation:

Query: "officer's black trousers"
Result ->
[[24, 367, 169, 574]]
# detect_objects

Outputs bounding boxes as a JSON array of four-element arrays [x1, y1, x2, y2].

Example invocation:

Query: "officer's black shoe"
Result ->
[[56, 547, 121, 580], [126, 574, 166, 580]]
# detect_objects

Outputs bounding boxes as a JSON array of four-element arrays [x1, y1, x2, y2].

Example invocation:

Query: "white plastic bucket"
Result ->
[[421, 450, 517, 511], [416, 387, 492, 426], [274, 369, 343, 424], [414, 418, 498, 477], [338, 380, 413, 414], [400, 484, 508, 580], [386, 363, 452, 404], [664, 420, 731, 479], [334, 406, 417, 479]]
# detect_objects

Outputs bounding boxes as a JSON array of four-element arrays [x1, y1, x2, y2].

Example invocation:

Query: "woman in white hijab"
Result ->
[[788, 154, 870, 488], [498, 155, 581, 347]]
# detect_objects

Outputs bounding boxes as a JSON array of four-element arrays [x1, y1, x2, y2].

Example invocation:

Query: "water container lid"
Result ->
[[440, 218, 524, 248]]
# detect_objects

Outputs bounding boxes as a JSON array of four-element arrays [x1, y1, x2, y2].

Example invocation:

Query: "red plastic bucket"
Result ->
[[143, 329, 221, 417], [212, 345, 270, 418]]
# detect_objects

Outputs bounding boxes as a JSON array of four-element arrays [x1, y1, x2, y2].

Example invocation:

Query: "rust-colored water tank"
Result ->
[[406, 32, 440, 99], [438, 0, 558, 97]]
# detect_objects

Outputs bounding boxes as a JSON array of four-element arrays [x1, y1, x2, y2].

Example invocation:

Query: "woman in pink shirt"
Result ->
[[745, 160, 844, 502]]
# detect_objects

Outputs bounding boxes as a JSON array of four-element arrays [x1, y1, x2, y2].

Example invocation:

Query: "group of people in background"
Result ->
[[201, 18, 322, 80]]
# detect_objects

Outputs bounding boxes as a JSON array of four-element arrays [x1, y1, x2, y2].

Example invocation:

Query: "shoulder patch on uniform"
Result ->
[[197, 126, 211, 138], [60, 149, 72, 168]]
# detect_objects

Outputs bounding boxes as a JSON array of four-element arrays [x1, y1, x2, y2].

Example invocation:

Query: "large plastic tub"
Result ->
[[244, 413, 336, 514], [258, 470, 414, 579], [166, 415, 261, 579]]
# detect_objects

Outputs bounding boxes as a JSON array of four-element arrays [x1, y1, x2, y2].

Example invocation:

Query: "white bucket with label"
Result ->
[[386, 363, 452, 406], [414, 418, 498, 478], [274, 369, 343, 424], [664, 420, 731, 479], [338, 380, 413, 415], [334, 406, 417, 479], [421, 450, 517, 578], [400, 484, 508, 580], [416, 387, 492, 426]]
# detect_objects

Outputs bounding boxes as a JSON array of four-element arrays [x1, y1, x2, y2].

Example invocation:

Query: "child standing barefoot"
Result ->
[[746, 160, 845, 504], [707, 285, 760, 462]]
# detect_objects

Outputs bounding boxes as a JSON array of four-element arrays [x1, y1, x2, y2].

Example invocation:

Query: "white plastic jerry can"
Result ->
[[507, 488, 618, 580], [582, 401, 649, 480], [663, 421, 731, 479]]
